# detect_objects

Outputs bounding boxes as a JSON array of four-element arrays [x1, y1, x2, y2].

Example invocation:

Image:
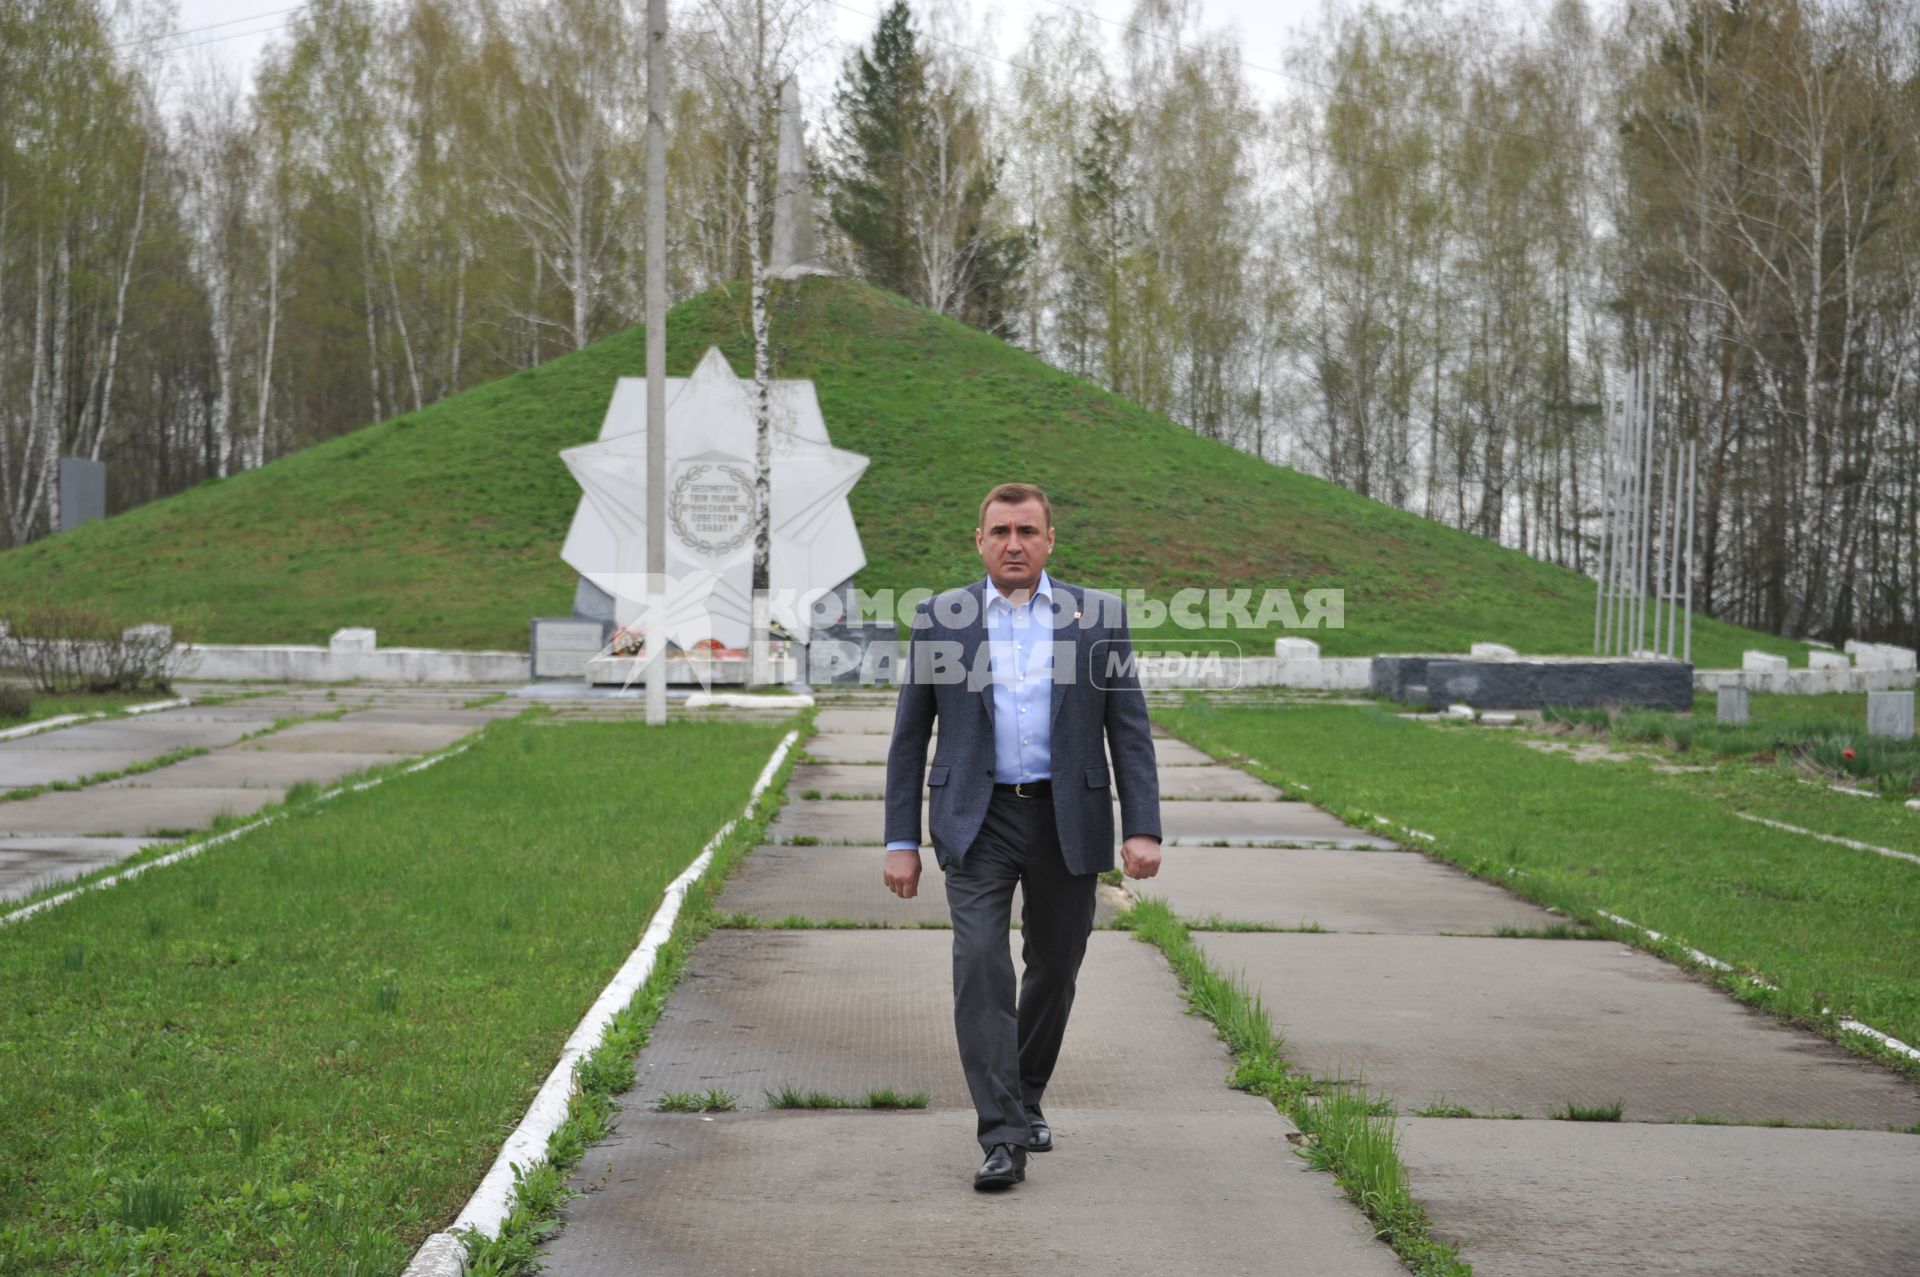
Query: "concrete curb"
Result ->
[[1731, 811, 1920, 868], [685, 691, 816, 709], [0, 696, 186, 742], [400, 728, 801, 1277], [0, 742, 471, 930]]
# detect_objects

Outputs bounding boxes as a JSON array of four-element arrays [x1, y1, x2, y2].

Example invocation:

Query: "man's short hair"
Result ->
[[978, 482, 1052, 530]]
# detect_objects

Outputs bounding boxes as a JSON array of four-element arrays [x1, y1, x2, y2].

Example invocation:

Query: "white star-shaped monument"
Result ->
[[559, 347, 869, 650]]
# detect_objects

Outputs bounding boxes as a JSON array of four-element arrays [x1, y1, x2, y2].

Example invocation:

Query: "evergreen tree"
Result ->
[[828, 0, 922, 297]]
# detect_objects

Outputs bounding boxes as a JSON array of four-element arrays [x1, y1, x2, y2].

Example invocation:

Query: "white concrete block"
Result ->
[[1446, 703, 1475, 718], [1717, 686, 1750, 724], [121, 622, 172, 646], [1274, 637, 1321, 660], [330, 627, 378, 653], [1469, 643, 1518, 659], [1867, 691, 1915, 739], [1742, 650, 1789, 674], [179, 642, 525, 683], [1809, 651, 1851, 671]]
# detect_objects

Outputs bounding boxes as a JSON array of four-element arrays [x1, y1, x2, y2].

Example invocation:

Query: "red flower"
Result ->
[[1842, 747, 1856, 761]]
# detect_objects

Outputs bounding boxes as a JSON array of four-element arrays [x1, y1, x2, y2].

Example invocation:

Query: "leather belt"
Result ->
[[993, 779, 1052, 798]]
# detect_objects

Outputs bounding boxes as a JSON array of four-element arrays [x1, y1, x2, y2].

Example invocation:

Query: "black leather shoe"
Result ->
[[973, 1142, 1027, 1190], [1025, 1115, 1053, 1152]]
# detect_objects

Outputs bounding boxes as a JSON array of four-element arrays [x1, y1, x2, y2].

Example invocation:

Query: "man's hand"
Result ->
[[884, 849, 924, 899], [1121, 835, 1162, 880]]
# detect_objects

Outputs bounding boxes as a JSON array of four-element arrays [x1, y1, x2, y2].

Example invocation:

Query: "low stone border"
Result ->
[[0, 696, 186, 742], [399, 729, 800, 1277], [1731, 812, 1920, 868], [685, 691, 816, 709]]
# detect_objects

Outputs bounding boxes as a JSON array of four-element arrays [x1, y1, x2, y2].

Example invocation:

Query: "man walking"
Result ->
[[882, 482, 1162, 1191]]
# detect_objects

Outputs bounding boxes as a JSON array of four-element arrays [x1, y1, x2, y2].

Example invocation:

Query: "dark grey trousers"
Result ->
[[943, 787, 1098, 1151]]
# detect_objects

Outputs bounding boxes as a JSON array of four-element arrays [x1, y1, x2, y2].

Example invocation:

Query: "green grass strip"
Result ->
[[0, 712, 793, 1274], [1119, 898, 1469, 1276], [763, 1084, 930, 1110], [457, 713, 809, 1275], [1156, 701, 1920, 1078]]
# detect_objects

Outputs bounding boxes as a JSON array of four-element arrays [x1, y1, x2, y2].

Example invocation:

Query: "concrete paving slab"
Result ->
[[803, 732, 1215, 766], [1145, 737, 1216, 765], [767, 799, 1394, 848], [152, 704, 301, 723], [627, 930, 1235, 1111], [99, 750, 391, 790], [0, 748, 157, 789], [1196, 932, 1920, 1127], [235, 720, 474, 754], [811, 707, 901, 734], [803, 733, 928, 763], [12, 717, 263, 752], [1148, 847, 1563, 934], [541, 1108, 1405, 1277], [1156, 800, 1393, 845], [337, 707, 519, 726], [1398, 1118, 1920, 1276], [0, 837, 173, 902], [768, 798, 922, 843], [1139, 766, 1283, 799], [712, 845, 1121, 927], [0, 786, 285, 836], [789, 762, 1282, 801], [790, 763, 907, 797]]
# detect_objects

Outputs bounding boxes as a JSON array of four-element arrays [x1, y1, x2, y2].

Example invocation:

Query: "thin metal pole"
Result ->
[[1594, 393, 1615, 654], [1655, 443, 1674, 656], [1616, 370, 1640, 656], [1634, 367, 1655, 654], [1666, 443, 1683, 659], [1610, 389, 1628, 655], [644, 0, 669, 726], [1683, 439, 1696, 664]]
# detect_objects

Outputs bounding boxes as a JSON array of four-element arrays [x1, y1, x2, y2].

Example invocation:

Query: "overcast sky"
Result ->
[[152, 0, 1338, 107]]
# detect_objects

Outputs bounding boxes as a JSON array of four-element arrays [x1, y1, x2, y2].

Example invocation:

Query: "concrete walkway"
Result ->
[[537, 690, 1920, 1276], [538, 698, 1406, 1276], [0, 683, 519, 903]]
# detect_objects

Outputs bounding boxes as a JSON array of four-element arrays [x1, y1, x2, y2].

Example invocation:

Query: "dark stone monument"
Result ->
[[1430, 657, 1693, 710], [57, 457, 106, 532]]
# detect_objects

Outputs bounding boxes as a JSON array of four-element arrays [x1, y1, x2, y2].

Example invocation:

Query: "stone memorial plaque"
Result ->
[[558, 348, 870, 652], [1867, 690, 1915, 740], [532, 618, 609, 679]]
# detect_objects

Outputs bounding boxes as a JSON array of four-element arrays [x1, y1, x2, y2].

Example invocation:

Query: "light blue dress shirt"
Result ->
[[984, 569, 1055, 785], [884, 571, 1057, 853]]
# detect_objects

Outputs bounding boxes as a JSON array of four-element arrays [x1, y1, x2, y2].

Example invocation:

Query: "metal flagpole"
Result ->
[[1654, 443, 1674, 656], [1597, 387, 1612, 652], [1634, 367, 1655, 654], [1683, 439, 1696, 664], [644, 0, 669, 727]]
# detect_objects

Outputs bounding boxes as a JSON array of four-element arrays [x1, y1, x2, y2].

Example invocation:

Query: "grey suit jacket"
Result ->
[[882, 576, 1162, 876]]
